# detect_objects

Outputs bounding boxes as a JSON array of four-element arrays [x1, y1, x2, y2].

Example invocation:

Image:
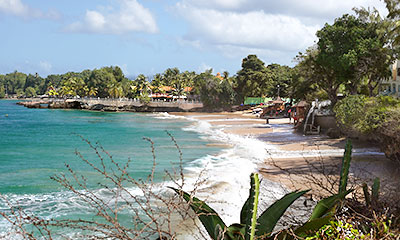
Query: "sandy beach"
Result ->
[[171, 111, 400, 199]]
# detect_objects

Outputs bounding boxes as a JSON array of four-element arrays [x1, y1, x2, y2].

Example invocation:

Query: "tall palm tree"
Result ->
[[107, 81, 123, 98]]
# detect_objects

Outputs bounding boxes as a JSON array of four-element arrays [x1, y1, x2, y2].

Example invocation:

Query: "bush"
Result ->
[[334, 95, 366, 132], [334, 95, 400, 134], [334, 95, 400, 163]]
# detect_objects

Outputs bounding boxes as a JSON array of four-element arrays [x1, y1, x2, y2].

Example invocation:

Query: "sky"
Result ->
[[0, 0, 388, 78]]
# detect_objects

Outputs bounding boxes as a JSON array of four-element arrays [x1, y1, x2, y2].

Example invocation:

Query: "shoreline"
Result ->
[[169, 111, 400, 199]]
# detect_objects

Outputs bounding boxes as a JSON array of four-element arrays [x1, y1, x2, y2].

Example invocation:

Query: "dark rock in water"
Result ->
[[90, 104, 105, 110]]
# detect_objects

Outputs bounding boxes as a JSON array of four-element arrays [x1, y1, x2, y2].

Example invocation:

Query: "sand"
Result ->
[[170, 111, 400, 198]]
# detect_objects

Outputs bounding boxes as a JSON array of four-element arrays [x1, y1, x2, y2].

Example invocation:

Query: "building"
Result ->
[[380, 60, 400, 97]]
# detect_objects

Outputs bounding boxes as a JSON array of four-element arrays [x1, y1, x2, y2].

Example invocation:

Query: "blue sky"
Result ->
[[0, 0, 387, 78]]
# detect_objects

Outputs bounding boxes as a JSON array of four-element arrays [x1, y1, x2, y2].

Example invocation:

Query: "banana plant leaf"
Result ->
[[255, 189, 309, 237], [169, 187, 226, 240]]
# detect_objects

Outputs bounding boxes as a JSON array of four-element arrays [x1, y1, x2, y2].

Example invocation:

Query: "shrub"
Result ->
[[334, 95, 400, 134]]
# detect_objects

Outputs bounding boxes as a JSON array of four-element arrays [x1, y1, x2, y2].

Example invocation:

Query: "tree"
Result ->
[[0, 85, 5, 98], [296, 46, 339, 105], [150, 73, 164, 94], [353, 7, 398, 96], [384, 0, 400, 45], [297, 12, 397, 105], [162, 68, 180, 86], [24, 73, 45, 95], [24, 86, 36, 98], [44, 74, 62, 92], [4, 71, 27, 95], [88, 69, 116, 98], [235, 55, 272, 102], [59, 77, 87, 97], [107, 81, 124, 98], [287, 66, 317, 102], [316, 14, 370, 95], [265, 64, 293, 98], [0, 75, 5, 98], [195, 69, 236, 109]]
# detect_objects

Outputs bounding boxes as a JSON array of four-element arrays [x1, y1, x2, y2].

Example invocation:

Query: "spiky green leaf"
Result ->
[[169, 187, 226, 240], [255, 190, 309, 237], [372, 177, 380, 203], [243, 173, 260, 240], [362, 183, 371, 206], [309, 189, 352, 221], [293, 214, 332, 237], [271, 214, 332, 240], [225, 224, 245, 240], [339, 140, 352, 194]]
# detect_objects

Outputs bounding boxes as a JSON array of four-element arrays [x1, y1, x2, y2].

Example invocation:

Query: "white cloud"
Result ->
[[39, 61, 52, 73], [0, 0, 61, 20], [181, 0, 387, 20], [174, 0, 387, 64], [0, 0, 29, 16], [177, 3, 319, 52], [66, 0, 158, 34]]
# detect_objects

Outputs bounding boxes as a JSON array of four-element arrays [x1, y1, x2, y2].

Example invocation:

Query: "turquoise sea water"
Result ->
[[0, 100, 224, 235]]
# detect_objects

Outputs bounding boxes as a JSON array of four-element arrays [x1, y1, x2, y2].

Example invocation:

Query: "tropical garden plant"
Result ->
[[171, 140, 354, 240]]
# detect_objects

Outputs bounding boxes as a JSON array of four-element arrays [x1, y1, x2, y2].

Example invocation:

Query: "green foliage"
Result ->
[[339, 140, 352, 194], [334, 95, 366, 130], [297, 9, 397, 104], [172, 142, 355, 240], [362, 177, 381, 207], [305, 220, 366, 239], [235, 55, 272, 102], [255, 190, 309, 238], [0, 85, 5, 98], [384, 0, 400, 45], [242, 173, 259, 240], [171, 173, 308, 240], [334, 95, 400, 134], [169, 187, 226, 239], [24, 86, 36, 98], [371, 177, 380, 203], [195, 69, 236, 109], [309, 190, 353, 221], [362, 183, 371, 206]]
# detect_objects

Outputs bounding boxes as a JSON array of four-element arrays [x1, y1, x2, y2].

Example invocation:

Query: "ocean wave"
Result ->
[[177, 116, 286, 226], [151, 112, 189, 120]]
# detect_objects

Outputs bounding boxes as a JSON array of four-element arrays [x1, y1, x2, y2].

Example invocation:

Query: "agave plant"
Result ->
[[170, 140, 355, 240], [170, 173, 308, 240]]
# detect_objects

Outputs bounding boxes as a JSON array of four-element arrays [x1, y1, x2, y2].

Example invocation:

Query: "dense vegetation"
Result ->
[[334, 95, 400, 164]]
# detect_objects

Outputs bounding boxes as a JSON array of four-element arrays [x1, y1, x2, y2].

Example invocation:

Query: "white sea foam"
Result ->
[[152, 112, 188, 120], [177, 116, 287, 228], [204, 118, 265, 122]]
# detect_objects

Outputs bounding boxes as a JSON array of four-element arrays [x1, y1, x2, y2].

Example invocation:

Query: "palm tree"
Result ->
[[107, 82, 123, 98], [134, 74, 151, 96], [88, 87, 98, 97]]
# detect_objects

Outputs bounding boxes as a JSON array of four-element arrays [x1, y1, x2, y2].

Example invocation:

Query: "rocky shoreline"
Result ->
[[17, 98, 204, 112]]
